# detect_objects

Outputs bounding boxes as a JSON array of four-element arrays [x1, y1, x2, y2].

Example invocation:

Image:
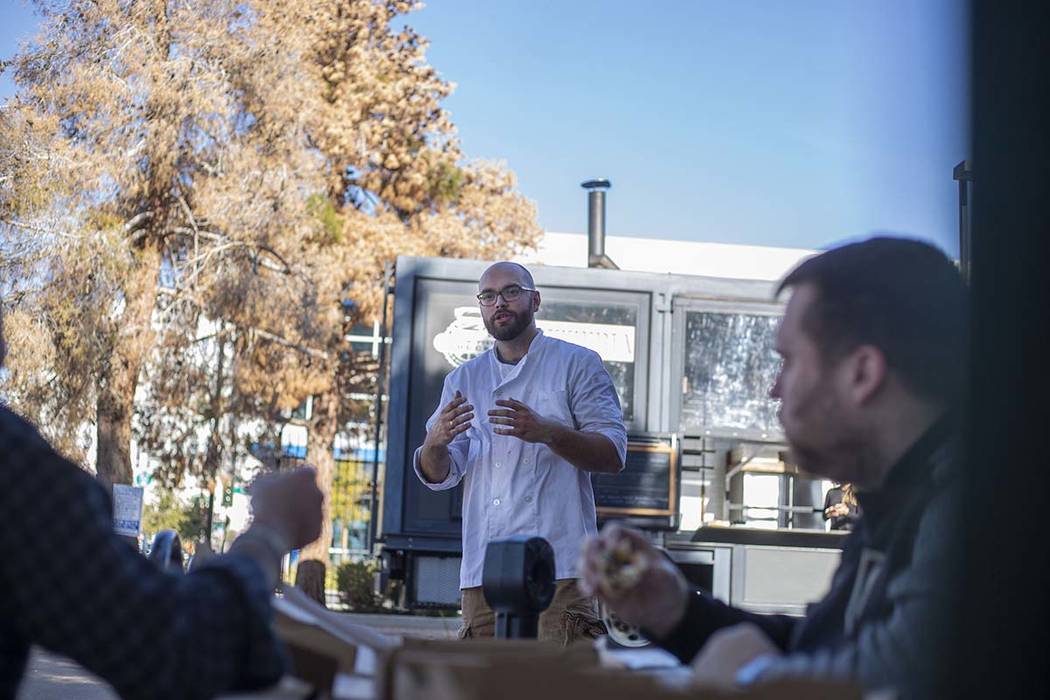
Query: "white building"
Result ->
[[518, 231, 816, 281]]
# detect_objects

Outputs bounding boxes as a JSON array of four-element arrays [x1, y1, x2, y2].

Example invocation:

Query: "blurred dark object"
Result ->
[[948, 1, 1050, 697], [482, 536, 556, 639], [187, 539, 214, 573], [147, 530, 184, 573], [953, 160, 973, 282]]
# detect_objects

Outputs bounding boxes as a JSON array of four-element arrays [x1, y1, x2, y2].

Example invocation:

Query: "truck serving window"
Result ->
[[680, 310, 782, 439], [537, 300, 638, 423]]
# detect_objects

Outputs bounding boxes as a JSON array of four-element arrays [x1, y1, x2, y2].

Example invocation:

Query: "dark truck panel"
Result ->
[[380, 256, 788, 607]]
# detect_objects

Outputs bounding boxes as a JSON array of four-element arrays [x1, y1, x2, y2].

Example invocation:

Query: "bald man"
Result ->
[[415, 262, 628, 644]]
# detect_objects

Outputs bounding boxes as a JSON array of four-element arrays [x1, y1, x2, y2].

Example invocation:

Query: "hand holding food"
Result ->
[[597, 534, 648, 595], [578, 523, 690, 639]]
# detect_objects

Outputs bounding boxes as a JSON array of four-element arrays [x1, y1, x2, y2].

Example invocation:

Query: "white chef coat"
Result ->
[[413, 330, 628, 589]]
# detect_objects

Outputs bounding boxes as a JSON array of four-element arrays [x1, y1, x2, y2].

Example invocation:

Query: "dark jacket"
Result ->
[[0, 407, 285, 699], [822, 486, 860, 531], [656, 416, 959, 694]]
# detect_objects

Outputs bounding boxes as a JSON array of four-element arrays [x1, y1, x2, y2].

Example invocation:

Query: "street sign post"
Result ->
[[112, 484, 145, 538]]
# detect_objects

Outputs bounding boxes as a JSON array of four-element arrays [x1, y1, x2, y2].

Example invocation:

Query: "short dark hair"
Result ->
[[777, 237, 968, 403]]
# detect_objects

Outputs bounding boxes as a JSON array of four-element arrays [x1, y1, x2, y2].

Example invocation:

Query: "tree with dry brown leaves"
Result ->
[[1, 1, 540, 570]]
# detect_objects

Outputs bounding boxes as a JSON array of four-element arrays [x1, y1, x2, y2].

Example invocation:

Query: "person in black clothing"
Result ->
[[580, 237, 966, 696], [822, 482, 860, 531], [0, 306, 326, 699]]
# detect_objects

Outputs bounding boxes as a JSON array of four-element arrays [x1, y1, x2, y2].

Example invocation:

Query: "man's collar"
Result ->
[[857, 410, 959, 514], [491, 327, 544, 364]]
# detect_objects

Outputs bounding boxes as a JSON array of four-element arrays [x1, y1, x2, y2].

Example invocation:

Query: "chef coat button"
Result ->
[[493, 498, 501, 506]]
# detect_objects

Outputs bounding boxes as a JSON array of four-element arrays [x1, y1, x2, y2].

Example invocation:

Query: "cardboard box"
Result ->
[[272, 590, 865, 700], [272, 586, 399, 698], [381, 639, 863, 700], [379, 640, 598, 700]]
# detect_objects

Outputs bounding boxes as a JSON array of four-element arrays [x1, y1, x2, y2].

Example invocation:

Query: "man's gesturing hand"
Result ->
[[578, 523, 690, 640], [424, 391, 474, 448], [488, 398, 557, 444]]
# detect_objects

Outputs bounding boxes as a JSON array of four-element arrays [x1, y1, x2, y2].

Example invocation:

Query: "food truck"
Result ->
[[377, 251, 844, 614]]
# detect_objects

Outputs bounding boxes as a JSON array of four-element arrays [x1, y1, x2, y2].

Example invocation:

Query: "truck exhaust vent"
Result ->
[[581, 179, 618, 269]]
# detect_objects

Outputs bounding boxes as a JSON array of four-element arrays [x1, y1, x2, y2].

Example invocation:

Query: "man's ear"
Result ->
[[847, 344, 888, 405], [532, 291, 541, 312]]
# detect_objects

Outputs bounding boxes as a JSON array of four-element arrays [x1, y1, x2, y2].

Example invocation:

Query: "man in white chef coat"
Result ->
[[415, 261, 628, 643]]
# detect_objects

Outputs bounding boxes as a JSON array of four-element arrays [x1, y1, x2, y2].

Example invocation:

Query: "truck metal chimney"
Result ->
[[581, 179, 618, 269]]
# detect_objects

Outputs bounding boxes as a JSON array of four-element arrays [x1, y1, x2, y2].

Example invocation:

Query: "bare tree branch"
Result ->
[[1, 219, 81, 239], [123, 210, 154, 235]]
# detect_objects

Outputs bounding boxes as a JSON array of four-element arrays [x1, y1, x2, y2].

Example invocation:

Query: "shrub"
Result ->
[[336, 559, 381, 611]]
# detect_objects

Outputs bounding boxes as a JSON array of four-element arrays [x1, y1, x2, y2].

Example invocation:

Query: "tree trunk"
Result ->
[[294, 559, 327, 608], [300, 392, 338, 565], [95, 396, 135, 488], [95, 245, 161, 486]]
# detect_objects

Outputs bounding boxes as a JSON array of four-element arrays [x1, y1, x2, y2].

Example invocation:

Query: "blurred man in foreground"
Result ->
[[0, 305, 323, 699], [581, 237, 966, 696]]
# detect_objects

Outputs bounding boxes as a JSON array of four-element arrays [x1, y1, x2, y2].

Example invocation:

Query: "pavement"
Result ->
[[17, 611, 461, 699], [18, 651, 117, 700]]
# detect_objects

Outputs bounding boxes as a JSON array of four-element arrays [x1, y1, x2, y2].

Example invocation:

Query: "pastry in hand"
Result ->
[[599, 538, 647, 595]]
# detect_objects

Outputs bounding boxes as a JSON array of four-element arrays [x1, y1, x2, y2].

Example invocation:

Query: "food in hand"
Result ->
[[599, 538, 647, 595]]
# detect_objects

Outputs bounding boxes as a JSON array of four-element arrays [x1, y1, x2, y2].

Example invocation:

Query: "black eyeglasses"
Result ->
[[476, 284, 537, 306]]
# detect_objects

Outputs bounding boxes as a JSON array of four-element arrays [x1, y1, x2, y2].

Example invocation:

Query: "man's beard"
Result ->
[[780, 385, 860, 482], [484, 308, 533, 341]]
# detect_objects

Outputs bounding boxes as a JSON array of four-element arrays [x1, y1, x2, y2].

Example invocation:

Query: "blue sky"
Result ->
[[1, 1, 969, 254]]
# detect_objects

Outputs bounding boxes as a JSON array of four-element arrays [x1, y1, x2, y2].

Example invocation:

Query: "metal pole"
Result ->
[[367, 263, 393, 553], [581, 179, 618, 269], [954, 160, 973, 282], [587, 188, 606, 260], [205, 489, 215, 543]]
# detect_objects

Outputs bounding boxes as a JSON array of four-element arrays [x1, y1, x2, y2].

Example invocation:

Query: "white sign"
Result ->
[[112, 484, 145, 537], [539, 318, 635, 363], [433, 307, 635, 368]]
